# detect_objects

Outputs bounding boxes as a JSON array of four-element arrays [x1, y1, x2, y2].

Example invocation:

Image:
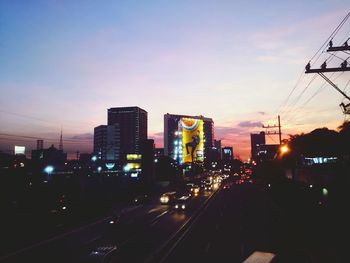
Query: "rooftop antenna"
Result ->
[[59, 127, 63, 151]]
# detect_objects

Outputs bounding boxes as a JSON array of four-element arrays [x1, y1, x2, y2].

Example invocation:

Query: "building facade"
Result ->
[[108, 106, 147, 155], [94, 107, 147, 161], [164, 113, 214, 165]]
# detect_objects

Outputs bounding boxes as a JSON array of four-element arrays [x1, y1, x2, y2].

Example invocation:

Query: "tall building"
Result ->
[[94, 107, 147, 161], [250, 131, 266, 160], [108, 107, 147, 155], [93, 124, 120, 160], [164, 113, 214, 164]]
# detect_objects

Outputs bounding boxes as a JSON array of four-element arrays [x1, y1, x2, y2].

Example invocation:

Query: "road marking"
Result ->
[[148, 206, 164, 214], [150, 211, 169, 226]]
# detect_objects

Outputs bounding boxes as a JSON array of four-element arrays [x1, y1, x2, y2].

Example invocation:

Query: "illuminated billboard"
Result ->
[[181, 118, 204, 163], [14, 145, 25, 155], [126, 154, 142, 160]]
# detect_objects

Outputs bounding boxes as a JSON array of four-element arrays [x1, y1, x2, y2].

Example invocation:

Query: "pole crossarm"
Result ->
[[305, 67, 350, 73], [327, 46, 350, 52], [340, 102, 350, 114]]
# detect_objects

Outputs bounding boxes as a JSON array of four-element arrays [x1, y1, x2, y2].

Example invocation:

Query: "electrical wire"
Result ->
[[310, 11, 350, 66]]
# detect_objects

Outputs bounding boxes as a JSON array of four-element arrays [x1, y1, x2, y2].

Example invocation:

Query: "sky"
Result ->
[[0, 0, 349, 160]]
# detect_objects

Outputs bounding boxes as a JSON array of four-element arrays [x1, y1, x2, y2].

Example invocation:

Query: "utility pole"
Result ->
[[278, 115, 281, 144], [305, 39, 350, 114], [262, 115, 282, 145]]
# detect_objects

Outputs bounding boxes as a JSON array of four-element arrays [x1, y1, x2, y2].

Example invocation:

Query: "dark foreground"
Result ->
[[1, 176, 348, 263]]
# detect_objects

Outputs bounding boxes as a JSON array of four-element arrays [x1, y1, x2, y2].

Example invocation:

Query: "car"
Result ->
[[86, 245, 118, 263], [160, 191, 177, 204], [174, 195, 190, 211], [192, 185, 200, 195], [203, 183, 212, 191]]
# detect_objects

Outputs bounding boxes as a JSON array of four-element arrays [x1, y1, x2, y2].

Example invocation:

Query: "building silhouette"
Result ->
[[31, 144, 67, 166], [250, 131, 266, 160], [222, 146, 234, 161], [94, 107, 147, 161]]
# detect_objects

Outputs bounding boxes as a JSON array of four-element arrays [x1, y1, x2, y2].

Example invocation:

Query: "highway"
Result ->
[[0, 182, 217, 263], [2, 175, 344, 263]]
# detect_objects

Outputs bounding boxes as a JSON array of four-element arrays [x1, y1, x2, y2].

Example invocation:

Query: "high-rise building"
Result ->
[[94, 124, 121, 161], [250, 132, 266, 160], [108, 107, 147, 155], [164, 113, 214, 164], [94, 107, 147, 161]]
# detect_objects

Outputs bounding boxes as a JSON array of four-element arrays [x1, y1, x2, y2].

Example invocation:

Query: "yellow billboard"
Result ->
[[181, 118, 204, 163]]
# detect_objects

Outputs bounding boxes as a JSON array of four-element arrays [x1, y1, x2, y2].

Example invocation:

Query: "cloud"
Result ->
[[69, 133, 93, 140], [238, 121, 263, 128]]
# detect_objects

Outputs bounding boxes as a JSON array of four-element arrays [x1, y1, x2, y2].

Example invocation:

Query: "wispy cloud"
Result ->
[[238, 121, 263, 128], [69, 133, 93, 140]]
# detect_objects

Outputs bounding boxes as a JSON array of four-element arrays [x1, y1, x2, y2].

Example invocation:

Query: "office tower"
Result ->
[[108, 107, 147, 155]]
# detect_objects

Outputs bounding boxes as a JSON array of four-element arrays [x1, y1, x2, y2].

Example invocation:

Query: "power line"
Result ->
[[310, 11, 350, 65], [284, 72, 345, 124], [0, 133, 92, 143]]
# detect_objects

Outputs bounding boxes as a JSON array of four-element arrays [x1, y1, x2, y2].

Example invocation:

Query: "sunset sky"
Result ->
[[1, 1, 349, 160]]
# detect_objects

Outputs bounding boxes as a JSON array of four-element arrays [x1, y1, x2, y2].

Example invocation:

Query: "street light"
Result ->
[[280, 145, 289, 154], [44, 165, 54, 174]]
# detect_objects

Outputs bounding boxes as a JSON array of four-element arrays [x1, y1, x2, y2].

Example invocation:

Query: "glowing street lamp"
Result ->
[[280, 145, 290, 155], [44, 165, 54, 175]]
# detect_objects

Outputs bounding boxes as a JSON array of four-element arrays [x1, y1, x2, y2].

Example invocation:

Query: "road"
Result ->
[[2, 177, 346, 263]]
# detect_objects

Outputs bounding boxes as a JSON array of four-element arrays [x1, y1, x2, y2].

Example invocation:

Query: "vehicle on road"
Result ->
[[174, 195, 191, 211], [160, 191, 177, 204], [191, 185, 200, 195]]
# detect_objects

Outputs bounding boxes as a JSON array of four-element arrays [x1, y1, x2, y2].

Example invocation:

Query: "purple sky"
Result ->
[[1, 1, 349, 160]]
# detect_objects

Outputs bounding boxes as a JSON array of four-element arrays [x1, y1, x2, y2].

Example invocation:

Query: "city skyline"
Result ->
[[1, 1, 349, 160]]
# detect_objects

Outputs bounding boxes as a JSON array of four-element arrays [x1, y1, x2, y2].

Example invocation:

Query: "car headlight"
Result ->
[[181, 204, 185, 209], [175, 204, 179, 209]]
